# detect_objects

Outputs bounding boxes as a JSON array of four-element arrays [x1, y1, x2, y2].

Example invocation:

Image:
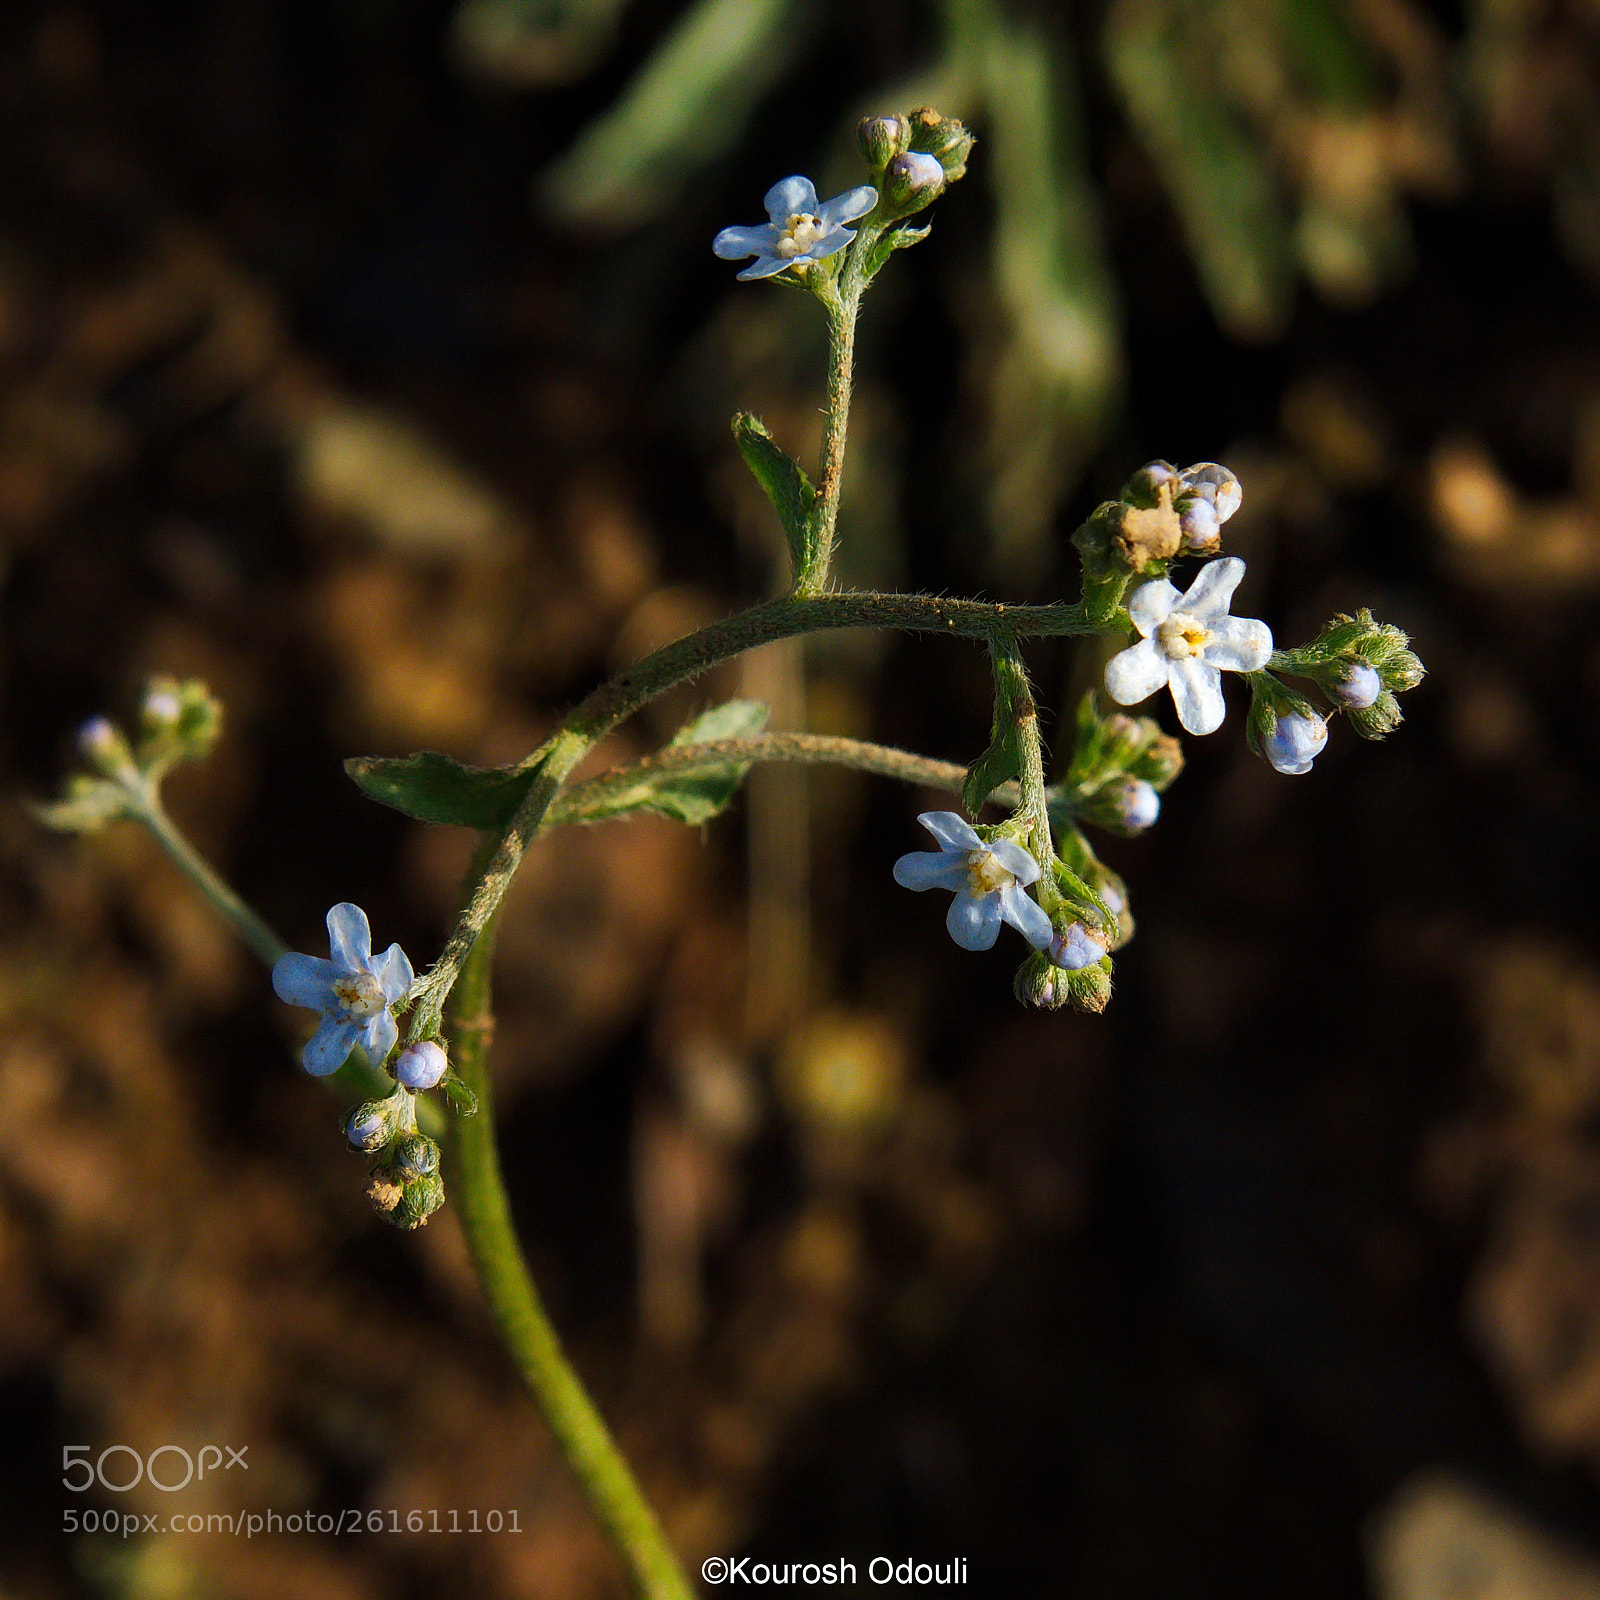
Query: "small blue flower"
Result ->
[[272, 903, 414, 1076], [1263, 711, 1329, 776], [892, 812, 1052, 952], [713, 176, 878, 281]]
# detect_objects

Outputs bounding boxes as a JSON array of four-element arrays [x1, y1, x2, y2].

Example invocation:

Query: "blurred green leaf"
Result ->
[[541, 0, 814, 227], [1104, 0, 1294, 340], [950, 0, 1123, 581]]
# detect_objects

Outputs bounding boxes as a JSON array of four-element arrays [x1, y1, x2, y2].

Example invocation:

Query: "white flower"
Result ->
[[713, 176, 878, 281], [1104, 556, 1272, 735], [892, 811, 1052, 952], [1263, 711, 1328, 776]]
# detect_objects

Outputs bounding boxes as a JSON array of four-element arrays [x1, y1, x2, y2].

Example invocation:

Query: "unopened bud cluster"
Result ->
[[343, 1088, 445, 1229]]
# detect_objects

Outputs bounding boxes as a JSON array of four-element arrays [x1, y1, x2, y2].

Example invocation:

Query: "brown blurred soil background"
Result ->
[[5, 1, 1600, 1596]]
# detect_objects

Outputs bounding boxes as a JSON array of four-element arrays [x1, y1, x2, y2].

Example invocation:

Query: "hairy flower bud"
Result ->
[[394, 1039, 448, 1091], [858, 113, 910, 170]]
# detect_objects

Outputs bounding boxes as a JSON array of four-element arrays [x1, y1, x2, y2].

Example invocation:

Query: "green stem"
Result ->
[[410, 590, 1097, 1029], [139, 795, 288, 968], [446, 909, 695, 1600], [807, 277, 863, 591], [552, 731, 974, 821], [995, 639, 1052, 864]]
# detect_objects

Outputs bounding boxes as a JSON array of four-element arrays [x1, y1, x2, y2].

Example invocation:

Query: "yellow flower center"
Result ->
[[964, 848, 1014, 897], [332, 971, 385, 1020], [1156, 610, 1211, 660], [776, 212, 826, 260]]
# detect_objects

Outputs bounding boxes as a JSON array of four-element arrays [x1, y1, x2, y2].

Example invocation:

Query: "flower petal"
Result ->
[[916, 811, 982, 853], [1104, 637, 1170, 707], [986, 837, 1041, 887], [1180, 555, 1245, 621], [303, 1016, 361, 1077], [372, 942, 415, 1002], [1126, 578, 1180, 637], [804, 227, 856, 262], [1203, 615, 1273, 673], [946, 890, 1001, 951], [360, 1010, 398, 1066], [999, 885, 1053, 950], [736, 254, 796, 281], [817, 184, 878, 229], [326, 902, 372, 971], [1168, 657, 1227, 735], [713, 223, 780, 260], [893, 851, 969, 892], [763, 175, 818, 221], [272, 952, 338, 1011]]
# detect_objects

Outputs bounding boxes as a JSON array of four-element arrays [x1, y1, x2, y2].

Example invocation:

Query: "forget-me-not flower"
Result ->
[[713, 176, 878, 281], [272, 902, 414, 1076], [1104, 557, 1272, 736], [892, 812, 1052, 952]]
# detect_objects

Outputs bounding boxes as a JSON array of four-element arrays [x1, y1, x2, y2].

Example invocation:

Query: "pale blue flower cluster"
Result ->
[[713, 176, 878, 281], [892, 812, 1051, 952], [272, 903, 413, 1076]]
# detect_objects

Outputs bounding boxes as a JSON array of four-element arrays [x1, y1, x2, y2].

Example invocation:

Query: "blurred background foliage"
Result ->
[[6, 0, 1600, 1597]]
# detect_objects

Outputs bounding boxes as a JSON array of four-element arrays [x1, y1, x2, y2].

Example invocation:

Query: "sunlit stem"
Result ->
[[446, 900, 696, 1600]]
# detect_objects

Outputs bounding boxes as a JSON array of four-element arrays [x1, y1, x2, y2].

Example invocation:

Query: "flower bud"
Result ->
[[1123, 461, 1176, 505], [1177, 462, 1242, 523], [1048, 923, 1109, 971], [392, 1132, 441, 1178], [1262, 711, 1328, 776], [1329, 661, 1380, 709], [392, 1170, 446, 1229], [907, 107, 975, 180], [1015, 951, 1070, 1010], [1128, 729, 1184, 788], [394, 1039, 448, 1091], [858, 113, 910, 170], [343, 1098, 398, 1153], [77, 716, 138, 782], [1177, 496, 1221, 553], [885, 150, 945, 208]]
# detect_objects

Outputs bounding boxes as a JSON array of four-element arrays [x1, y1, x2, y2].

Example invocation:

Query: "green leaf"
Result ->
[[569, 700, 770, 825], [345, 750, 539, 829], [733, 414, 817, 584], [441, 1074, 480, 1117]]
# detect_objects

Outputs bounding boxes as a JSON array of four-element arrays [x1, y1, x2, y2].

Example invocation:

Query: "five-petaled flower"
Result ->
[[713, 176, 878, 281], [272, 902, 414, 1076], [1104, 557, 1272, 735], [892, 811, 1052, 952]]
